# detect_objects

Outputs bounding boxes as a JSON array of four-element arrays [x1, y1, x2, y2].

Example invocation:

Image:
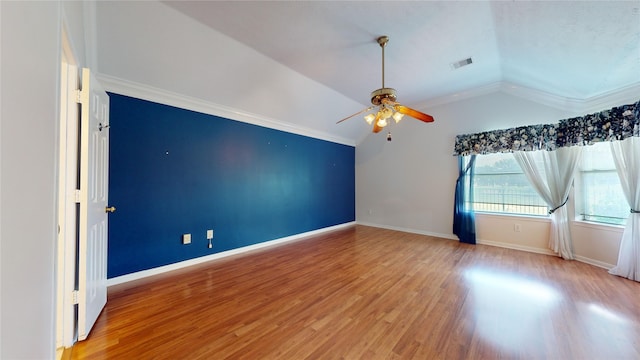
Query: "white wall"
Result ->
[[1, 1, 88, 358], [476, 213, 552, 255], [356, 92, 624, 268], [571, 222, 623, 268], [1, 2, 60, 358], [61, 1, 88, 66]]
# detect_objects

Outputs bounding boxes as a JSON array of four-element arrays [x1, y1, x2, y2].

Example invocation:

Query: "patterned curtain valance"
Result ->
[[453, 100, 639, 156]]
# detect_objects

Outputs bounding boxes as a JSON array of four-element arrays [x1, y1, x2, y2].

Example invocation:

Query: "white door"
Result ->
[[78, 68, 110, 340]]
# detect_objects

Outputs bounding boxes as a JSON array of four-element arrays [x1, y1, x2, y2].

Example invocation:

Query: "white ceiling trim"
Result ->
[[416, 81, 640, 116], [96, 74, 357, 147], [503, 82, 640, 116]]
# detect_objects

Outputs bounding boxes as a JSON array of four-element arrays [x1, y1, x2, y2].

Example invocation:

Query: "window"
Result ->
[[577, 142, 627, 225], [473, 153, 548, 216]]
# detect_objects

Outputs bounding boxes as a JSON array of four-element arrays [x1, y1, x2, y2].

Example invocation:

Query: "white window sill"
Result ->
[[572, 220, 625, 233], [475, 212, 550, 223]]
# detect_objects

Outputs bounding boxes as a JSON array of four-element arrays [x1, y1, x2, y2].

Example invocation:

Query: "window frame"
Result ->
[[472, 153, 549, 217], [575, 142, 628, 227]]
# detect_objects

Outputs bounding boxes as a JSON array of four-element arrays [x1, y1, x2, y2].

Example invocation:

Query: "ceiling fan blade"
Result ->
[[394, 104, 435, 123], [336, 106, 375, 124], [372, 113, 384, 133]]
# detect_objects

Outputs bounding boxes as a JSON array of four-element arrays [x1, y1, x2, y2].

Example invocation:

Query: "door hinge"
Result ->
[[72, 290, 79, 305], [74, 189, 81, 203], [75, 89, 83, 104]]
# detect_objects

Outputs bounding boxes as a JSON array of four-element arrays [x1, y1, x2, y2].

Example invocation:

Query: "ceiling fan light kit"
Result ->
[[337, 35, 434, 136]]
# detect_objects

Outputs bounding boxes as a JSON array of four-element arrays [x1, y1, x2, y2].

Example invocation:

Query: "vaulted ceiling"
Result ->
[[164, 1, 640, 108], [99, 1, 639, 144]]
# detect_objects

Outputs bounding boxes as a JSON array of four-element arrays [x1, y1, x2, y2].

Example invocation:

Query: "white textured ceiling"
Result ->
[[164, 0, 640, 110]]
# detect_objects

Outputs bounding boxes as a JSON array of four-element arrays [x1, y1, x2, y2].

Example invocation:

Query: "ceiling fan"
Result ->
[[337, 36, 434, 139]]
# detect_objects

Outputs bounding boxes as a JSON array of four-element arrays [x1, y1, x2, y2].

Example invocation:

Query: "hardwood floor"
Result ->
[[68, 225, 640, 359]]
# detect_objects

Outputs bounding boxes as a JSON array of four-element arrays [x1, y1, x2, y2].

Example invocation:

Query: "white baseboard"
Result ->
[[476, 238, 556, 256], [107, 222, 356, 287], [355, 221, 457, 241], [109, 222, 616, 287], [477, 239, 615, 269], [357, 222, 615, 269], [574, 255, 614, 270]]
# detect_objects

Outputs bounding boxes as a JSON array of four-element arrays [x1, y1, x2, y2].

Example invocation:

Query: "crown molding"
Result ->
[[96, 74, 356, 147], [94, 74, 637, 146], [413, 81, 640, 115], [502, 82, 640, 115]]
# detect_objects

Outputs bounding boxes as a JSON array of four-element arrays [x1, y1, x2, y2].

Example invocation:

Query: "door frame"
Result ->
[[56, 26, 80, 351]]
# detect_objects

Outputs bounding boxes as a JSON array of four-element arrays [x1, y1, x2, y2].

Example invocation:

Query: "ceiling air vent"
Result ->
[[451, 57, 473, 70]]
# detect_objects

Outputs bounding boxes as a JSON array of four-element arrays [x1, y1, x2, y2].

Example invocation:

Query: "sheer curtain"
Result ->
[[453, 155, 476, 244], [513, 147, 582, 259], [609, 137, 640, 281]]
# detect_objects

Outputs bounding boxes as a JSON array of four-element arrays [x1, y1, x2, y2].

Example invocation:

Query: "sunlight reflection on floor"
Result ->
[[585, 303, 628, 325], [463, 268, 561, 355], [575, 302, 636, 357], [463, 267, 639, 359]]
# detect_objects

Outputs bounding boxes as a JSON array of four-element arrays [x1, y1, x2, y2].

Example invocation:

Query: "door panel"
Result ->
[[78, 68, 110, 341]]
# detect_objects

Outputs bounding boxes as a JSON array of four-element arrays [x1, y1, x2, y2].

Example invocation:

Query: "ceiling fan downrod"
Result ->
[[371, 36, 397, 106], [378, 35, 388, 88]]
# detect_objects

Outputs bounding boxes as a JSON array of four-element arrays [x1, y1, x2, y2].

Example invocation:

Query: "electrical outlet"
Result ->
[[207, 229, 213, 240], [514, 224, 521, 232], [182, 233, 191, 244]]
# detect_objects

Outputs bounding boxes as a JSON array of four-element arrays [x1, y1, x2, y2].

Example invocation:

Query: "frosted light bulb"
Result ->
[[364, 113, 375, 124]]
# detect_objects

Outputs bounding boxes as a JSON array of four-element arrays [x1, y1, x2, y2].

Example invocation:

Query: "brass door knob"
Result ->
[[105, 206, 116, 213]]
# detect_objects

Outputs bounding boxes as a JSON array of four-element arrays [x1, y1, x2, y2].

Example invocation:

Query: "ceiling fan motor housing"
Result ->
[[370, 87, 397, 105]]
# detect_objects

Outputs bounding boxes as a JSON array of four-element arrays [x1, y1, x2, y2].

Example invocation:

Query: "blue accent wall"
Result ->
[[107, 93, 355, 278]]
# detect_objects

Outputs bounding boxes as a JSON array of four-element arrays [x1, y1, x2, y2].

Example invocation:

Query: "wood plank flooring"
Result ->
[[68, 225, 640, 359]]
